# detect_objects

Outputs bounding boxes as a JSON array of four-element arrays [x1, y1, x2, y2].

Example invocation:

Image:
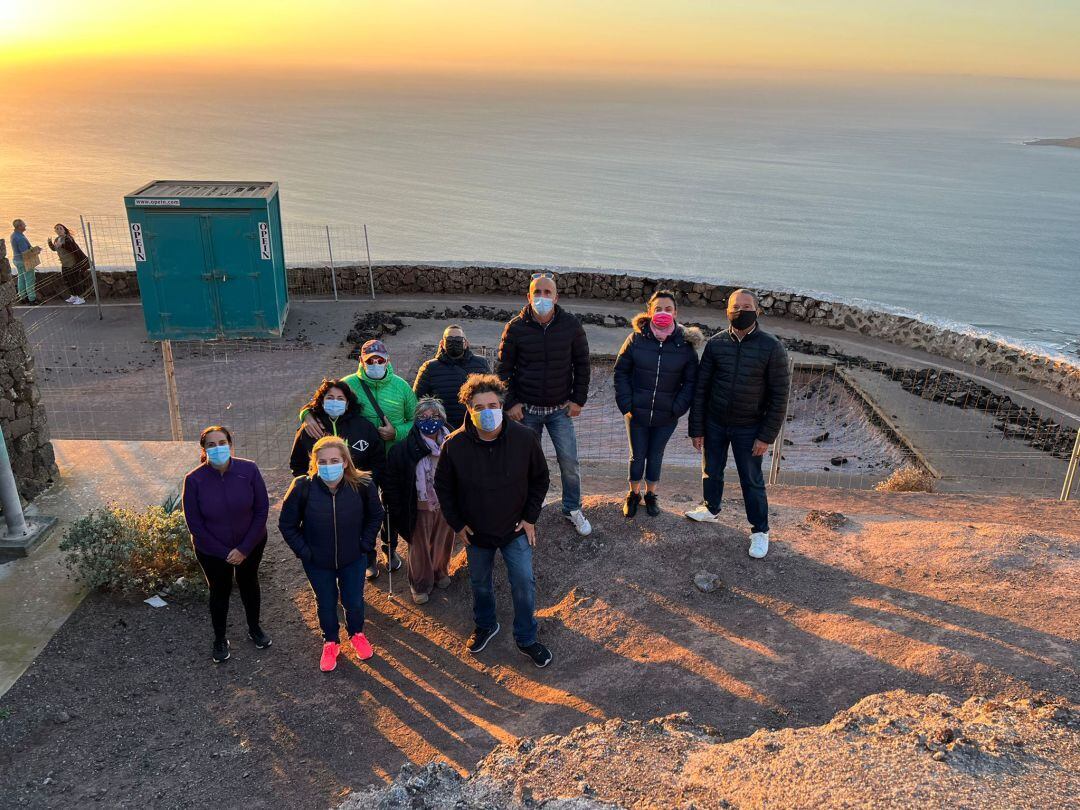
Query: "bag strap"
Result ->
[[358, 379, 389, 426], [297, 476, 311, 519]]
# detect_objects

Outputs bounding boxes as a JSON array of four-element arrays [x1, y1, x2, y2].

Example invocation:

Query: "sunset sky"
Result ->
[[1, 0, 1079, 82]]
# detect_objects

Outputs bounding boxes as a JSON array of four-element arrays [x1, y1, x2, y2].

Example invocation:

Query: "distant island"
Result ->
[[1025, 136, 1080, 149]]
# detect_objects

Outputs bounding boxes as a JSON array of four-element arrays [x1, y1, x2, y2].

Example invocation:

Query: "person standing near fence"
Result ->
[[383, 397, 457, 604], [435, 374, 553, 667], [46, 224, 89, 305], [9, 219, 39, 305], [496, 273, 592, 537], [412, 324, 490, 428], [614, 290, 702, 518], [686, 290, 791, 560], [278, 436, 384, 672], [302, 339, 416, 579], [182, 426, 272, 664], [290, 378, 385, 485]]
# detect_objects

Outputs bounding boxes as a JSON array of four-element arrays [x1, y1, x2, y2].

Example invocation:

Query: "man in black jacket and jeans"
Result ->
[[434, 374, 553, 667], [496, 274, 592, 536], [686, 289, 791, 560], [413, 324, 490, 428]]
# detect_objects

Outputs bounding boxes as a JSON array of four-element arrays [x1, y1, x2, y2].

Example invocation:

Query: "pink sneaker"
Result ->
[[320, 641, 340, 672], [350, 632, 374, 660]]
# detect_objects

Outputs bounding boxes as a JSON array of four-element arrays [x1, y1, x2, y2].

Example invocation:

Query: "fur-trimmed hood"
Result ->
[[631, 312, 705, 349]]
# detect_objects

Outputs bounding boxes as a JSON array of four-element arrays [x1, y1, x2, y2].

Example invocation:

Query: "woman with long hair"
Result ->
[[289, 378, 385, 482], [182, 426, 272, 664], [278, 436, 384, 672], [383, 396, 457, 604], [46, 223, 90, 305]]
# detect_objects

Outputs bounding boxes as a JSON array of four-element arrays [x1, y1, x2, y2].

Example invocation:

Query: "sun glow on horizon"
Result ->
[[1, 0, 1080, 83]]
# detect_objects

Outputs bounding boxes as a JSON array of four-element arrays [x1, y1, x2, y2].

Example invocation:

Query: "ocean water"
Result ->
[[2, 71, 1078, 359]]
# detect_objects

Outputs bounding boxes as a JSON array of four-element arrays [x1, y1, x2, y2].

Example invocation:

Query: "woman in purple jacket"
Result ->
[[182, 426, 272, 664]]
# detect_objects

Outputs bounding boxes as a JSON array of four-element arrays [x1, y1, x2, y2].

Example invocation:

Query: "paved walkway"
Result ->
[[0, 440, 196, 697]]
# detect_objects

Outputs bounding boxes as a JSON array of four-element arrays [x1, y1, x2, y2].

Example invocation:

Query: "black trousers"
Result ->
[[60, 258, 90, 299], [195, 541, 266, 642]]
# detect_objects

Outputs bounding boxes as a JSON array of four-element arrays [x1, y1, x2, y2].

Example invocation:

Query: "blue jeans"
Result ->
[[465, 534, 537, 646], [521, 407, 581, 514], [302, 555, 367, 641], [702, 422, 769, 533], [626, 417, 677, 483], [14, 259, 35, 303]]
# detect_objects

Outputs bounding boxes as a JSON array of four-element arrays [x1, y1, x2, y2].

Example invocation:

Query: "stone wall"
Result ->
[[94, 264, 1080, 402], [0, 279, 57, 502]]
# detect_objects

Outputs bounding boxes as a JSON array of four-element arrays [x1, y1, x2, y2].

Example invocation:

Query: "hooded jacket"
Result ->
[[688, 326, 791, 443], [289, 404, 386, 483], [434, 418, 550, 549], [496, 304, 590, 409], [413, 347, 490, 429], [614, 314, 703, 427], [278, 474, 384, 570], [300, 361, 417, 448]]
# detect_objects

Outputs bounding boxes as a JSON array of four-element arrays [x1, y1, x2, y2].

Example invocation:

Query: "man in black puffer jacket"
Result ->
[[687, 289, 790, 560], [496, 274, 592, 536], [413, 325, 490, 428]]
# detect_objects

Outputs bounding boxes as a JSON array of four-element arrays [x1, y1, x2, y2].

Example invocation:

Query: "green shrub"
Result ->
[[59, 505, 206, 597]]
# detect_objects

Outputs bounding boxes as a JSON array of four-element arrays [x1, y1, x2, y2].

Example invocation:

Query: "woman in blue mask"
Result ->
[[278, 436, 385, 672], [182, 426, 271, 664], [289, 379, 386, 487], [383, 397, 458, 604]]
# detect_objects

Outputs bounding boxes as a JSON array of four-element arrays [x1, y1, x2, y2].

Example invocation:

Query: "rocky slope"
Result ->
[[341, 690, 1079, 809]]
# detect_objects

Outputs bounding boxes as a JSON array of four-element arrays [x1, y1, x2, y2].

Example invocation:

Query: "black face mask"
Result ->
[[444, 337, 466, 358], [730, 310, 757, 330]]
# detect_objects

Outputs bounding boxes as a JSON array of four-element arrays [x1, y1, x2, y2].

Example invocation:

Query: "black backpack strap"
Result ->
[[296, 475, 311, 519], [359, 379, 389, 425]]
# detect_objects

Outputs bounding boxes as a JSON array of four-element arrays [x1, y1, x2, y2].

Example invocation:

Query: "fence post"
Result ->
[[363, 224, 375, 300], [768, 357, 792, 485], [325, 225, 339, 302], [161, 340, 184, 442], [1061, 428, 1080, 502], [0, 423, 28, 538], [81, 217, 104, 321]]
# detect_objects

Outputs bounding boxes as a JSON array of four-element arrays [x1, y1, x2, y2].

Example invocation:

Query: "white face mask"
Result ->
[[365, 362, 388, 380]]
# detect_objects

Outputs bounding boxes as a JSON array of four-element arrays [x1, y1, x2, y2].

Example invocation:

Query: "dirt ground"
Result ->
[[0, 480, 1076, 809]]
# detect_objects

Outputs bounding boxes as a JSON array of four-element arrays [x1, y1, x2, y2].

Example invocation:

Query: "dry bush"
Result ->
[[875, 465, 934, 493]]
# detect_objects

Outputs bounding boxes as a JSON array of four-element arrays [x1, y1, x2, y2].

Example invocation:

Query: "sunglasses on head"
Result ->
[[363, 356, 387, 365], [530, 272, 555, 280]]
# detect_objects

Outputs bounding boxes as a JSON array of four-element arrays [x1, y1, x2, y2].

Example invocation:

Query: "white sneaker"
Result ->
[[64, 296, 76, 304], [565, 509, 592, 536], [748, 532, 770, 559], [685, 505, 720, 523], [73, 296, 86, 305]]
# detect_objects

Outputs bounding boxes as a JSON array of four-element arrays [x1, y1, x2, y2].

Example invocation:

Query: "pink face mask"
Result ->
[[651, 312, 674, 329]]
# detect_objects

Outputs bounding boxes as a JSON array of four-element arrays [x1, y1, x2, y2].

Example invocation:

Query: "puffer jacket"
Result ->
[[614, 314, 703, 427], [299, 361, 417, 448], [412, 347, 490, 428], [278, 475, 384, 570], [496, 304, 590, 409], [688, 326, 791, 443]]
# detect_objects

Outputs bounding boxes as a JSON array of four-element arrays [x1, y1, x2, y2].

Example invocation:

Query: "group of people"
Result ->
[[181, 274, 791, 673], [3, 218, 91, 305]]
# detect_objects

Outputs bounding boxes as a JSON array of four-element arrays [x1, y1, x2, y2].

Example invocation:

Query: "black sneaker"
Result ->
[[248, 627, 272, 649], [212, 639, 231, 664], [517, 641, 553, 668], [623, 491, 641, 518], [388, 552, 403, 572], [644, 492, 660, 517], [466, 624, 500, 654], [366, 563, 380, 580]]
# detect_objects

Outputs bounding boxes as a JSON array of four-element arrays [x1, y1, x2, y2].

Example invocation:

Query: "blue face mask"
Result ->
[[318, 462, 344, 484], [205, 444, 231, 466], [323, 398, 347, 418], [532, 297, 554, 317], [365, 362, 388, 380], [471, 407, 503, 432], [417, 417, 444, 435]]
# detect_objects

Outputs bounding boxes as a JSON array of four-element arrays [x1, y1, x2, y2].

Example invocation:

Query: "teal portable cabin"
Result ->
[[124, 180, 288, 340]]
